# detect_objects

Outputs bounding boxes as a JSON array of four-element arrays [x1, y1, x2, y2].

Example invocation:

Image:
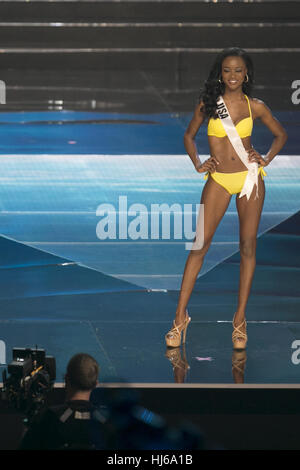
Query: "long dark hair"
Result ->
[[199, 47, 254, 119]]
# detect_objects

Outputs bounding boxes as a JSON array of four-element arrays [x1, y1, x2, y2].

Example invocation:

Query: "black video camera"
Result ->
[[1, 347, 56, 424]]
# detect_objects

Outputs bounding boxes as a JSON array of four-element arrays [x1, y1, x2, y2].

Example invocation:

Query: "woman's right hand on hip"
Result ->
[[195, 156, 219, 173]]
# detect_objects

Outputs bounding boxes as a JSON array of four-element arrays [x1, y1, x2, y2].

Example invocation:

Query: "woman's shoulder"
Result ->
[[197, 99, 206, 112], [248, 96, 263, 103], [194, 100, 207, 120], [248, 97, 268, 109], [248, 97, 270, 118]]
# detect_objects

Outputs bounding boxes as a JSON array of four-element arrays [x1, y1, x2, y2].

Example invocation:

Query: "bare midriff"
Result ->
[[208, 135, 252, 173]]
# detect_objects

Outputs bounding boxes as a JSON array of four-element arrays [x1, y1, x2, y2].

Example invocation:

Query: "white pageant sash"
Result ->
[[216, 95, 259, 200]]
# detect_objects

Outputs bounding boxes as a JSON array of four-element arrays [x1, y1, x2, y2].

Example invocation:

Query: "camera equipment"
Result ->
[[91, 387, 205, 450], [1, 346, 56, 424]]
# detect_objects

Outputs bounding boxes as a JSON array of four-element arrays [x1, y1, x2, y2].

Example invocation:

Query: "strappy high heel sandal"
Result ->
[[232, 315, 247, 350], [165, 346, 190, 373], [232, 350, 247, 384], [232, 350, 247, 376], [165, 311, 191, 348]]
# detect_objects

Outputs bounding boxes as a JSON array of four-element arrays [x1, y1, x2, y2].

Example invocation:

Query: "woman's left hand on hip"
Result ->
[[247, 148, 267, 166]]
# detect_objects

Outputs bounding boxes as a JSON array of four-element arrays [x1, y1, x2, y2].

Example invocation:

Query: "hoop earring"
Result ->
[[218, 78, 223, 84], [244, 74, 249, 83]]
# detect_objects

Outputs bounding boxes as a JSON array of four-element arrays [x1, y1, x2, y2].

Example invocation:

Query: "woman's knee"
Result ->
[[189, 237, 212, 257], [240, 238, 257, 258]]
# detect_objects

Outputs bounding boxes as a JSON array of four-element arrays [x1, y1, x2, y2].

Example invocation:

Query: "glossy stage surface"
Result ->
[[0, 112, 299, 385], [0, 0, 299, 386]]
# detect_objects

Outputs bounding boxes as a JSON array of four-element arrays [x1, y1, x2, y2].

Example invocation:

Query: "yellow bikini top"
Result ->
[[207, 94, 253, 138]]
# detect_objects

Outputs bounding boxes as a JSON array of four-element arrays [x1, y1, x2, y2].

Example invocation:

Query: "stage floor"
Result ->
[[0, 107, 299, 386]]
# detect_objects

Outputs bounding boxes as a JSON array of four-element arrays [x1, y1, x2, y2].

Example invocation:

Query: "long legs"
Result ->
[[175, 175, 232, 324], [171, 170, 265, 348], [234, 175, 265, 330]]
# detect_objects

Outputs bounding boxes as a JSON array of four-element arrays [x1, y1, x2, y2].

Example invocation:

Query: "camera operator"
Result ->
[[19, 353, 104, 450]]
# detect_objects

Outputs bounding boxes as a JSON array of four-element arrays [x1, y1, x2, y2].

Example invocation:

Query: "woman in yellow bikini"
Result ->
[[165, 47, 287, 350]]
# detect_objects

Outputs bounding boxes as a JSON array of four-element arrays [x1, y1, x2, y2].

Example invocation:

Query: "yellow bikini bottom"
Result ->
[[203, 166, 267, 195]]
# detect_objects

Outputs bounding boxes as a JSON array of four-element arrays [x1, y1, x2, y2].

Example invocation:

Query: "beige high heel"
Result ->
[[165, 311, 191, 348], [165, 346, 190, 373], [232, 350, 247, 374], [232, 315, 247, 350], [232, 350, 247, 384]]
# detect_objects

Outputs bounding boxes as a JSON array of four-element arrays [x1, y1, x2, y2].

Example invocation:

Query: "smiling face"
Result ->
[[221, 55, 247, 91]]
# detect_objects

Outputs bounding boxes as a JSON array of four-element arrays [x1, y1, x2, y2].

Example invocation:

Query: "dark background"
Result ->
[[0, 0, 299, 114]]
